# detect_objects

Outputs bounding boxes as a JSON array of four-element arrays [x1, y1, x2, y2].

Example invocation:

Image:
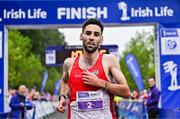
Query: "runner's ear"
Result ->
[[80, 33, 83, 41], [99, 36, 103, 45]]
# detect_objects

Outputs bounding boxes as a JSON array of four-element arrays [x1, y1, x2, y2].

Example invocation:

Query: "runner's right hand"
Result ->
[[57, 97, 66, 113]]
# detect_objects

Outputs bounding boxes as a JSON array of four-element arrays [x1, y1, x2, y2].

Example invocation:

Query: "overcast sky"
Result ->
[[59, 25, 154, 55]]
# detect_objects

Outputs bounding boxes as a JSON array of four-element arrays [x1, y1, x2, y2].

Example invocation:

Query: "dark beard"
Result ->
[[83, 42, 99, 54]]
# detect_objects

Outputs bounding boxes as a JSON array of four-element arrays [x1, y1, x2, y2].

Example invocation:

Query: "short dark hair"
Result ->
[[148, 76, 156, 81], [82, 18, 104, 34]]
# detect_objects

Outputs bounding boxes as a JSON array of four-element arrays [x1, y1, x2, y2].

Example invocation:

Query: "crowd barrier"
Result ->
[[27, 101, 58, 119], [0, 101, 58, 119], [1, 99, 180, 119], [118, 99, 148, 119], [159, 108, 180, 118]]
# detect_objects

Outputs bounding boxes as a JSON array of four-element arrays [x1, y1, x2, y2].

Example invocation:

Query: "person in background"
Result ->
[[8, 88, 16, 112], [130, 90, 139, 100], [32, 91, 40, 101], [114, 95, 121, 119], [9, 85, 33, 119], [139, 89, 148, 100], [146, 77, 160, 118], [27, 88, 36, 101]]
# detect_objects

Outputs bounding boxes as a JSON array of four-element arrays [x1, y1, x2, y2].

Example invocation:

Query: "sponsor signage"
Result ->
[[46, 50, 56, 65], [0, 31, 2, 58], [125, 54, 144, 91], [160, 29, 180, 55], [0, 26, 4, 112], [0, 0, 180, 25], [0, 26, 8, 113], [159, 27, 180, 109]]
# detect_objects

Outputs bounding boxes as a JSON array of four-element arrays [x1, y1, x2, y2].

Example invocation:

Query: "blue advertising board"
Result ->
[[0, 25, 8, 113], [159, 26, 180, 109], [0, 0, 180, 114], [0, 25, 4, 113], [0, 0, 180, 26], [118, 99, 148, 119]]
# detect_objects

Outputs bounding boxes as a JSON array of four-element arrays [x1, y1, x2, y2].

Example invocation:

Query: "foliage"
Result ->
[[18, 29, 66, 64], [8, 30, 62, 94], [8, 30, 44, 89], [44, 67, 62, 94], [120, 30, 155, 90]]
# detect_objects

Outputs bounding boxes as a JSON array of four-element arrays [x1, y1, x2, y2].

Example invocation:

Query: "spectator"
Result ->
[[146, 77, 160, 118], [114, 95, 121, 119], [27, 88, 36, 101], [32, 91, 40, 101], [9, 85, 34, 119], [8, 88, 16, 112], [139, 89, 148, 101], [130, 90, 139, 100]]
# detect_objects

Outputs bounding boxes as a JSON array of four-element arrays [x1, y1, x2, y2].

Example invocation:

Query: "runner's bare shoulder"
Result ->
[[103, 54, 118, 64], [63, 57, 76, 70]]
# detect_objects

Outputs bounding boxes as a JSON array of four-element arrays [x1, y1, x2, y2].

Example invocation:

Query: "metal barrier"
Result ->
[[118, 99, 148, 119], [0, 101, 58, 119], [26, 101, 57, 119]]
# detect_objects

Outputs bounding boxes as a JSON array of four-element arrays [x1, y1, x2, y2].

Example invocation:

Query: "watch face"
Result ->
[[59, 95, 67, 101]]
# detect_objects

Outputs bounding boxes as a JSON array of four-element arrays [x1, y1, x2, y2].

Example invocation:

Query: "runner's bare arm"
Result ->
[[105, 55, 130, 98], [60, 58, 70, 96], [57, 58, 70, 113]]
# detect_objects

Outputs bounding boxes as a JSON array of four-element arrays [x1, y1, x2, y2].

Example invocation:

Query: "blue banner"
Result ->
[[125, 54, 144, 91], [0, 0, 180, 25], [40, 71, 48, 93], [0, 25, 8, 113], [0, 25, 4, 113], [159, 25, 180, 109], [53, 79, 61, 95], [118, 99, 148, 119]]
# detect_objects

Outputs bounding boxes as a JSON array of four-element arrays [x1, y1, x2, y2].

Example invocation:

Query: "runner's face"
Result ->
[[80, 24, 103, 53]]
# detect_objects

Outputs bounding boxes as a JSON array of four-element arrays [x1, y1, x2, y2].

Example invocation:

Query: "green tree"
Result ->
[[19, 29, 66, 64], [9, 30, 62, 93], [8, 30, 45, 89], [120, 30, 155, 90], [44, 67, 62, 94]]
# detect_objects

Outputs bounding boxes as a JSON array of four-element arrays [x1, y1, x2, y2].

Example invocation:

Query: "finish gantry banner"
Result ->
[[0, 0, 180, 26], [0, 0, 180, 113]]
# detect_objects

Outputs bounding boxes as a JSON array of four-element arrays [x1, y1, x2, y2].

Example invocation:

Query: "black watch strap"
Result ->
[[59, 94, 67, 101]]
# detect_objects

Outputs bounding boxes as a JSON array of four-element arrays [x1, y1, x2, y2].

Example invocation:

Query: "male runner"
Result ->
[[57, 18, 130, 119]]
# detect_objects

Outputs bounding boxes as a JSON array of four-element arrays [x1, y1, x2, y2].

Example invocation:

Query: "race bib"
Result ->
[[76, 91, 103, 110]]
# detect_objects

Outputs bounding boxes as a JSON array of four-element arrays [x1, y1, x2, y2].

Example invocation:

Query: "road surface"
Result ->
[[49, 110, 68, 119]]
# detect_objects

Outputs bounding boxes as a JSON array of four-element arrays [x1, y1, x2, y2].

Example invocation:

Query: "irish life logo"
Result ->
[[118, 1, 174, 21], [163, 61, 180, 91], [118, 2, 130, 21], [160, 29, 180, 55]]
